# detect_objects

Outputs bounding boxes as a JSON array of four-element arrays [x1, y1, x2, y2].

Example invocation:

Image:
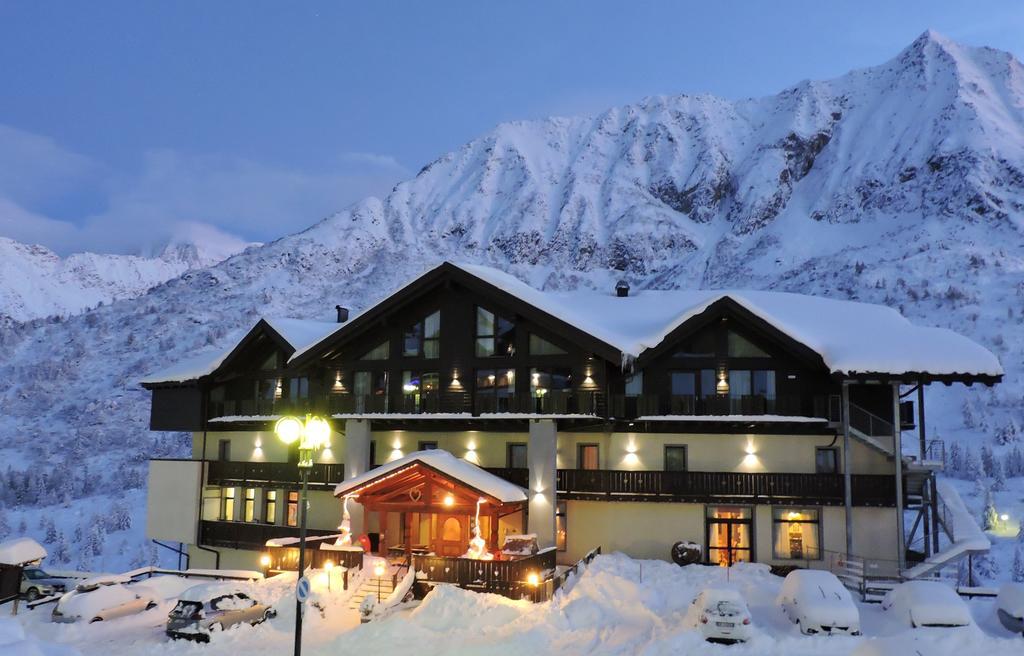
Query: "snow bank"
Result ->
[[409, 584, 531, 632], [334, 449, 527, 503], [0, 617, 79, 656], [0, 537, 46, 565], [997, 583, 1024, 618]]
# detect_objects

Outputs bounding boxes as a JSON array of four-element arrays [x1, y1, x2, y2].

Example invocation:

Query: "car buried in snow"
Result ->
[[776, 569, 861, 636], [165, 584, 276, 643], [881, 581, 972, 628], [996, 583, 1024, 636], [686, 586, 753, 643], [51, 576, 158, 623]]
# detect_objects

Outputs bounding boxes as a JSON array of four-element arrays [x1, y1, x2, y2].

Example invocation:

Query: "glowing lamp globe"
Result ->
[[274, 416, 303, 445], [443, 493, 455, 508], [373, 560, 386, 578], [526, 572, 540, 587], [305, 416, 332, 448], [324, 560, 334, 571], [259, 553, 271, 568]]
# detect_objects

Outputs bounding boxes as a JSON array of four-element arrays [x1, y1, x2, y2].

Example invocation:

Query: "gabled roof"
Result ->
[[334, 449, 528, 504], [140, 317, 339, 386]]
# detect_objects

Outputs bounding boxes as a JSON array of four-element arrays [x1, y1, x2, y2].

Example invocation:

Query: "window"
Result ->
[[402, 371, 439, 411], [670, 372, 696, 396], [286, 491, 299, 527], [556, 500, 567, 552], [418, 441, 439, 451], [700, 369, 717, 399], [243, 488, 256, 522], [369, 440, 377, 468], [288, 377, 309, 400], [664, 445, 688, 472], [507, 443, 527, 469], [772, 508, 821, 560], [674, 330, 717, 358], [264, 490, 277, 524], [726, 369, 776, 412], [816, 447, 839, 474], [476, 368, 515, 412], [221, 488, 236, 521], [217, 439, 231, 462], [476, 307, 515, 357], [256, 378, 278, 401], [404, 311, 440, 358], [530, 367, 572, 396], [353, 371, 389, 412], [727, 330, 771, 358], [578, 444, 599, 470], [705, 506, 752, 566], [359, 341, 390, 360], [259, 353, 278, 370], [624, 373, 643, 397], [529, 333, 566, 355]]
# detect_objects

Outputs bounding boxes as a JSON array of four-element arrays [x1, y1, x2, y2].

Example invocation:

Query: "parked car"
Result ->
[[51, 576, 157, 624], [881, 581, 971, 628], [20, 567, 67, 601], [166, 584, 276, 642], [686, 586, 753, 643], [776, 569, 861, 636], [996, 582, 1024, 636]]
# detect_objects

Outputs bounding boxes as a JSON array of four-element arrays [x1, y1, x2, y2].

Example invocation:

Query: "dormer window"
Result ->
[[727, 331, 771, 358], [476, 307, 515, 357], [404, 311, 441, 358]]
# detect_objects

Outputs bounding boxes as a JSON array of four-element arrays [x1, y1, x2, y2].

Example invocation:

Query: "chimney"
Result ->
[[615, 280, 630, 298], [335, 305, 350, 323]]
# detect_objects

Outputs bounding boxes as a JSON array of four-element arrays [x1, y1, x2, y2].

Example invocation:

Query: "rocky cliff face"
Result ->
[[1, 31, 1022, 570]]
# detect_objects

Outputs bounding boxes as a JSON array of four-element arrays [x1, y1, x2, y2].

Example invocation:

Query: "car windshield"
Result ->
[[714, 600, 741, 616], [25, 569, 48, 580], [170, 600, 202, 619]]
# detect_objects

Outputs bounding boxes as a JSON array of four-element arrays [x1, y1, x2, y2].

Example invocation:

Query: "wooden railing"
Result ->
[[483, 468, 896, 507], [206, 460, 345, 490], [198, 520, 337, 551], [412, 548, 557, 601]]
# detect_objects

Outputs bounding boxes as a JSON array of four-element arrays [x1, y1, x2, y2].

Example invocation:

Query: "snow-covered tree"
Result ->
[[964, 448, 983, 480], [982, 489, 999, 531], [53, 532, 70, 564], [980, 445, 995, 477], [974, 553, 1000, 581], [87, 524, 105, 557], [1008, 446, 1024, 478], [106, 503, 132, 532], [948, 442, 963, 477], [1013, 546, 1024, 583], [44, 518, 58, 544], [996, 419, 1019, 446], [0, 510, 9, 539], [17, 517, 27, 536], [992, 460, 1007, 491]]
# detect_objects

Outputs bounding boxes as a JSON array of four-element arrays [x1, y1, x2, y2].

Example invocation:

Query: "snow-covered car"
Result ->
[[51, 576, 157, 623], [776, 569, 861, 636], [20, 567, 67, 600], [686, 586, 753, 643], [881, 581, 971, 628], [165, 584, 276, 642], [996, 582, 1024, 635]]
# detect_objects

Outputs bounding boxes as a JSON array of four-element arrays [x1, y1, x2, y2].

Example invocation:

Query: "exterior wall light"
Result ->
[[527, 571, 540, 587], [623, 442, 639, 467], [443, 493, 455, 507], [260, 553, 271, 568], [1000, 513, 1009, 522], [716, 368, 730, 395]]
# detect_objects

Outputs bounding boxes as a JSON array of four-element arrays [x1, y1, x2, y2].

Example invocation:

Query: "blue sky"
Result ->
[[1, 1, 1022, 255]]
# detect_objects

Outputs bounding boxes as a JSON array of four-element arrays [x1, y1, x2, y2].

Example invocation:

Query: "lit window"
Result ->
[[286, 491, 299, 527], [264, 490, 277, 524], [476, 307, 515, 357], [402, 371, 439, 412], [556, 500, 567, 552], [243, 488, 256, 522], [222, 488, 236, 521], [476, 368, 515, 412], [772, 508, 821, 560]]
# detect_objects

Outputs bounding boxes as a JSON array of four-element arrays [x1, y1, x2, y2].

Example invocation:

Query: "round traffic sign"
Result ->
[[296, 576, 311, 603]]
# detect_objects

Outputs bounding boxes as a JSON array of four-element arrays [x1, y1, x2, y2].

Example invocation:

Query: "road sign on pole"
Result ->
[[296, 576, 311, 603]]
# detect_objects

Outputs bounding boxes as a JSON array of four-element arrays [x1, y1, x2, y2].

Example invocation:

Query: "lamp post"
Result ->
[[274, 414, 331, 656]]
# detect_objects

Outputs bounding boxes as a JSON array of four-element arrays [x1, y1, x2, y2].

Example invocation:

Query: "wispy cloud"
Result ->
[[0, 124, 411, 256]]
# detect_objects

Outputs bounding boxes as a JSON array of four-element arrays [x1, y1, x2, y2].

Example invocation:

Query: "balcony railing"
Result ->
[[198, 520, 338, 551], [206, 460, 345, 490], [484, 468, 896, 506]]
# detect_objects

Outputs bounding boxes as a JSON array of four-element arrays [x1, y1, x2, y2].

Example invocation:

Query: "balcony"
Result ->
[[205, 460, 345, 490], [609, 394, 840, 421], [198, 520, 337, 551], [484, 468, 896, 507]]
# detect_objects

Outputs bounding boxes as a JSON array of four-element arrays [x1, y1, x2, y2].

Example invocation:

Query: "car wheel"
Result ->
[[145, 601, 157, 611], [25, 587, 40, 601], [90, 617, 103, 624]]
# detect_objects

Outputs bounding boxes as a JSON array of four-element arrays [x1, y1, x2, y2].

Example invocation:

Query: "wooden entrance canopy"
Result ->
[[334, 450, 528, 558]]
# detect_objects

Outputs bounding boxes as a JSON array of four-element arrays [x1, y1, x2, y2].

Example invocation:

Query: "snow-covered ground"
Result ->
[[5, 554, 1022, 656]]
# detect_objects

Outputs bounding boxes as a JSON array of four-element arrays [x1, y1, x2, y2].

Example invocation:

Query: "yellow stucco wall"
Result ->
[[191, 430, 344, 465]]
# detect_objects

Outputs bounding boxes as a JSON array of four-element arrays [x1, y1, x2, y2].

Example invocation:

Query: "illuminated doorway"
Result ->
[[705, 506, 752, 566]]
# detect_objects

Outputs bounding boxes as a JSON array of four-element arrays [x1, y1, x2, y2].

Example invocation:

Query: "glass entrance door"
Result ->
[[706, 506, 752, 566]]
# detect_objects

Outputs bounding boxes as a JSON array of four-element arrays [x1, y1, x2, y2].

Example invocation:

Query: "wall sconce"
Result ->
[[742, 439, 759, 468], [443, 493, 455, 507], [274, 378, 283, 400], [716, 368, 729, 395], [450, 370, 463, 390], [623, 442, 639, 466], [465, 441, 479, 463]]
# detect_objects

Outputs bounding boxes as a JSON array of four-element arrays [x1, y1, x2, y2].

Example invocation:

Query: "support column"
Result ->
[[842, 381, 853, 557], [527, 419, 557, 549], [892, 382, 906, 572], [918, 382, 931, 557], [344, 419, 371, 537]]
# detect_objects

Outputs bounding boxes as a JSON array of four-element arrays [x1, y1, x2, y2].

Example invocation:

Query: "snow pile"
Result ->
[[0, 617, 79, 656], [334, 449, 528, 503], [0, 537, 46, 565], [881, 581, 972, 627], [997, 583, 1024, 618], [56, 584, 149, 620]]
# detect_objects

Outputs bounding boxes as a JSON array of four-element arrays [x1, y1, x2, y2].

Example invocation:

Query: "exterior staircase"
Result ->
[[347, 575, 395, 610]]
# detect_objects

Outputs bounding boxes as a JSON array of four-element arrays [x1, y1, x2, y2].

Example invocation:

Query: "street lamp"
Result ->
[[374, 558, 386, 603], [274, 414, 331, 656]]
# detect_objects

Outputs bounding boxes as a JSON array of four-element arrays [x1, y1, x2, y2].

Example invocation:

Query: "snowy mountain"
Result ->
[[0, 231, 256, 322], [1, 31, 1022, 573]]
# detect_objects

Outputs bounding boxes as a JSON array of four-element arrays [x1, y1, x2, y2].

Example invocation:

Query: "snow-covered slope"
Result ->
[[1, 31, 1023, 574], [0, 232, 256, 322]]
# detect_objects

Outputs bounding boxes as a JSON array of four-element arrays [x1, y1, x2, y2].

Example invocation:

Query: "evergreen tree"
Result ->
[[974, 552, 1000, 581], [996, 420, 1019, 446], [981, 445, 995, 477], [44, 518, 58, 544], [53, 532, 70, 565], [964, 448, 983, 480], [1010, 446, 1024, 477], [1014, 546, 1024, 583], [0, 510, 9, 539], [948, 442, 963, 477], [982, 488, 999, 531], [992, 460, 1007, 491], [17, 517, 27, 535]]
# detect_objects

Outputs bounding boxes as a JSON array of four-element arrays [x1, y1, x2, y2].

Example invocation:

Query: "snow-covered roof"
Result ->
[[453, 263, 1002, 378], [0, 537, 46, 565], [141, 317, 338, 384], [334, 449, 528, 504]]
